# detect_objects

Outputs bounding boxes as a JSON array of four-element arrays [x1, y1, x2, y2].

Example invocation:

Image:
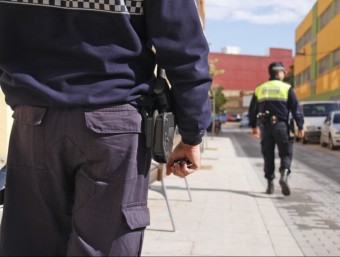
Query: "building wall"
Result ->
[[317, 10, 340, 60], [295, 83, 312, 100], [294, 0, 340, 101], [209, 48, 293, 91], [318, 0, 334, 17], [295, 44, 313, 74], [316, 68, 340, 94], [295, 10, 313, 46]]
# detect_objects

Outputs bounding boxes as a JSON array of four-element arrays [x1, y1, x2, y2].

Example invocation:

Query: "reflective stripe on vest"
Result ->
[[255, 81, 291, 102]]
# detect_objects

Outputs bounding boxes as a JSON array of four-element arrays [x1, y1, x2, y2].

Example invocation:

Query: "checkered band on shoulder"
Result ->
[[0, 0, 144, 15]]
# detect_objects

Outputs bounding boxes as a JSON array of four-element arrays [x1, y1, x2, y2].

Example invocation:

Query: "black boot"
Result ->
[[266, 180, 274, 194], [279, 169, 291, 196]]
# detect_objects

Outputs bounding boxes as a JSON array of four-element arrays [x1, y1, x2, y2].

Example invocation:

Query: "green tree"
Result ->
[[209, 58, 227, 115], [208, 58, 227, 136], [213, 87, 228, 114]]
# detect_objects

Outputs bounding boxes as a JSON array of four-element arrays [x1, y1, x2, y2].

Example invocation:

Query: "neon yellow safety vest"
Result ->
[[255, 80, 291, 103]]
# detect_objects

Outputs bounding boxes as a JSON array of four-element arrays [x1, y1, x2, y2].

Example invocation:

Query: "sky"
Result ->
[[205, 0, 317, 56]]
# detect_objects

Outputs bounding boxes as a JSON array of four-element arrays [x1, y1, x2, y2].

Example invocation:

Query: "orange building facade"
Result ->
[[294, 0, 340, 101]]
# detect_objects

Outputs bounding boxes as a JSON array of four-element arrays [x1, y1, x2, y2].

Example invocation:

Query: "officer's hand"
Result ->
[[252, 128, 260, 138], [166, 141, 200, 178], [297, 129, 304, 139]]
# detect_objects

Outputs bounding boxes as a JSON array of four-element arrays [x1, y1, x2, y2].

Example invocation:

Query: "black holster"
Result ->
[[141, 68, 176, 164]]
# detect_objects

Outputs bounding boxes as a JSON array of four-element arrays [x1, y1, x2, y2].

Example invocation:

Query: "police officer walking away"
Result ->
[[248, 62, 304, 196]]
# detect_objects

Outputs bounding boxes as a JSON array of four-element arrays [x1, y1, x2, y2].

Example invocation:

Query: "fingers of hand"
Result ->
[[253, 133, 260, 138], [171, 162, 196, 178]]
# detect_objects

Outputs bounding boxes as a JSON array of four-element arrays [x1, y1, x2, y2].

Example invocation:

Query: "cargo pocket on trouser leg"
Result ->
[[68, 104, 150, 256], [109, 205, 150, 257], [8, 106, 47, 169]]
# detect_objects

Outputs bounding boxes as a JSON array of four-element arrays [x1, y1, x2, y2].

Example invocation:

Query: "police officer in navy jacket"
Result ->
[[0, 0, 212, 255], [248, 62, 304, 196]]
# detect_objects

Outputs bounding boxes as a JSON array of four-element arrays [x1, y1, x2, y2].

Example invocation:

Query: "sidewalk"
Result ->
[[142, 133, 304, 256]]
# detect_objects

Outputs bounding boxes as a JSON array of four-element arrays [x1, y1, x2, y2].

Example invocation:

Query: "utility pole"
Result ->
[[196, 0, 206, 30], [211, 88, 216, 140]]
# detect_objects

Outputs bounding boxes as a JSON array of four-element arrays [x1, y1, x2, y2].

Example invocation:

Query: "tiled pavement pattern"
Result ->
[[274, 166, 340, 256], [143, 132, 304, 256], [234, 130, 340, 256]]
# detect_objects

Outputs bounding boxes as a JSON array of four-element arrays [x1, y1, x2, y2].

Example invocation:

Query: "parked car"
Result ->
[[239, 112, 250, 128], [219, 114, 227, 123], [320, 111, 340, 150], [295, 101, 340, 144], [227, 113, 241, 122]]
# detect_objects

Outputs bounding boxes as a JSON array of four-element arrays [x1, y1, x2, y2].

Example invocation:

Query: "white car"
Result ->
[[296, 101, 340, 144], [320, 111, 340, 150], [239, 112, 249, 128]]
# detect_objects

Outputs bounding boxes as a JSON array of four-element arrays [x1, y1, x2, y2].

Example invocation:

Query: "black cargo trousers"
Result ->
[[259, 121, 293, 181], [0, 104, 151, 256]]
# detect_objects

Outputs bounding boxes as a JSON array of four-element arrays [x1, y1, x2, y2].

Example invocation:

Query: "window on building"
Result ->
[[319, 6, 332, 30], [296, 28, 312, 55], [294, 75, 301, 87], [318, 55, 330, 75], [304, 28, 312, 45], [336, 0, 340, 14], [302, 69, 310, 84], [296, 39, 302, 54], [296, 69, 310, 85], [335, 48, 340, 67]]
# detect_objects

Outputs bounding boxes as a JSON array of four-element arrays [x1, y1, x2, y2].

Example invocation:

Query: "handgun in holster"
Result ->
[[144, 68, 176, 164], [257, 111, 271, 127]]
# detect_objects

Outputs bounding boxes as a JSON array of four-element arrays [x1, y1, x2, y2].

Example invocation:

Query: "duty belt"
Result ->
[[257, 112, 280, 127]]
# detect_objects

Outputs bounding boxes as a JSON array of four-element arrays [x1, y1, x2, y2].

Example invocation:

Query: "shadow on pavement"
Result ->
[[150, 185, 284, 200], [206, 131, 263, 159]]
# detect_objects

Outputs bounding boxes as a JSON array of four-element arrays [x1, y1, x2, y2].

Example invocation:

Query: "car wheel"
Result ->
[[329, 135, 336, 150]]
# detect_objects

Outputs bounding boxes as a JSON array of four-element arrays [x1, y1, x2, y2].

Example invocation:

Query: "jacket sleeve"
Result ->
[[248, 93, 258, 128], [145, 0, 212, 145], [287, 88, 304, 130]]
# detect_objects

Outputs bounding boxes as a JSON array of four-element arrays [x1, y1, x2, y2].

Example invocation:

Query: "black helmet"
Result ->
[[268, 62, 286, 75]]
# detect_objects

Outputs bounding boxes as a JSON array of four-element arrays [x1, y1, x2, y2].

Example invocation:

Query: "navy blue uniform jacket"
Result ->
[[0, 0, 212, 145], [248, 78, 304, 130]]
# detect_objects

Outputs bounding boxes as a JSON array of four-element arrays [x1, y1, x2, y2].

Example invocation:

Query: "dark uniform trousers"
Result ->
[[259, 121, 293, 181], [0, 104, 151, 256]]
